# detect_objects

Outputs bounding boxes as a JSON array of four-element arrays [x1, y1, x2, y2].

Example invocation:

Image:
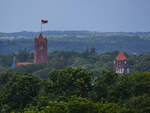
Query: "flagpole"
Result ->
[[41, 20, 48, 34], [41, 22, 42, 34]]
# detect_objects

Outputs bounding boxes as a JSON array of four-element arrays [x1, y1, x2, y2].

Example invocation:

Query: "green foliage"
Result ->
[[126, 94, 150, 113], [67, 96, 97, 113], [1, 50, 150, 78], [97, 102, 120, 113], [94, 70, 118, 101], [1, 31, 150, 54], [0, 72, 14, 98], [0, 72, 13, 86], [0, 62, 150, 112], [0, 74, 41, 111], [49, 68, 93, 97], [128, 72, 150, 96], [94, 71, 150, 104], [108, 75, 133, 103], [40, 101, 67, 113], [0, 54, 13, 67], [17, 48, 33, 62], [97, 102, 134, 113], [24, 97, 134, 113]]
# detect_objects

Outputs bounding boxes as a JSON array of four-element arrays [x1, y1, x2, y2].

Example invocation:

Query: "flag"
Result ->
[[41, 20, 48, 24]]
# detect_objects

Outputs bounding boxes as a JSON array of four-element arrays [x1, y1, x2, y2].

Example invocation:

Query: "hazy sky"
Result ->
[[0, 0, 150, 32]]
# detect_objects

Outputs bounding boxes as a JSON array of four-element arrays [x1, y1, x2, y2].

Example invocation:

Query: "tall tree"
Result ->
[[49, 67, 93, 97], [0, 74, 41, 111]]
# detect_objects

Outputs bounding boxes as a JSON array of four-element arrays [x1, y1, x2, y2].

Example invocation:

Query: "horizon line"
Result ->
[[0, 30, 150, 34]]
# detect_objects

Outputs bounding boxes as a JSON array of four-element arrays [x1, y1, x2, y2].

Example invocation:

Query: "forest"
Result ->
[[1, 49, 150, 77], [0, 68, 150, 112], [1, 31, 150, 54], [0, 50, 150, 112]]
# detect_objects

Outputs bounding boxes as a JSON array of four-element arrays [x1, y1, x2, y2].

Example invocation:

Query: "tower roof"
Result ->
[[38, 33, 45, 41], [115, 51, 127, 61]]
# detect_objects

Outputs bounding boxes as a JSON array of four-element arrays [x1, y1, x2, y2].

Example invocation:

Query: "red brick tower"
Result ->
[[34, 33, 48, 64], [114, 51, 130, 74]]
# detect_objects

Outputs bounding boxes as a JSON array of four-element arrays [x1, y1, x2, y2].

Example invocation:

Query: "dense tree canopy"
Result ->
[[0, 67, 150, 112], [49, 68, 93, 97], [0, 50, 150, 112], [0, 74, 41, 112]]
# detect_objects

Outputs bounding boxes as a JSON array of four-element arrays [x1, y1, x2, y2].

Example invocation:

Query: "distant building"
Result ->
[[34, 33, 48, 64], [12, 56, 34, 67], [12, 33, 48, 67], [114, 51, 130, 74]]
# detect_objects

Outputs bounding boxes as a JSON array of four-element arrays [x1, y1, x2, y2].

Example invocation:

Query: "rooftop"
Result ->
[[115, 51, 127, 61], [38, 33, 45, 41], [16, 62, 34, 66]]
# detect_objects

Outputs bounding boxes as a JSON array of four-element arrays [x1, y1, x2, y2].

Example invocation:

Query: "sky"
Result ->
[[0, 0, 150, 33]]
